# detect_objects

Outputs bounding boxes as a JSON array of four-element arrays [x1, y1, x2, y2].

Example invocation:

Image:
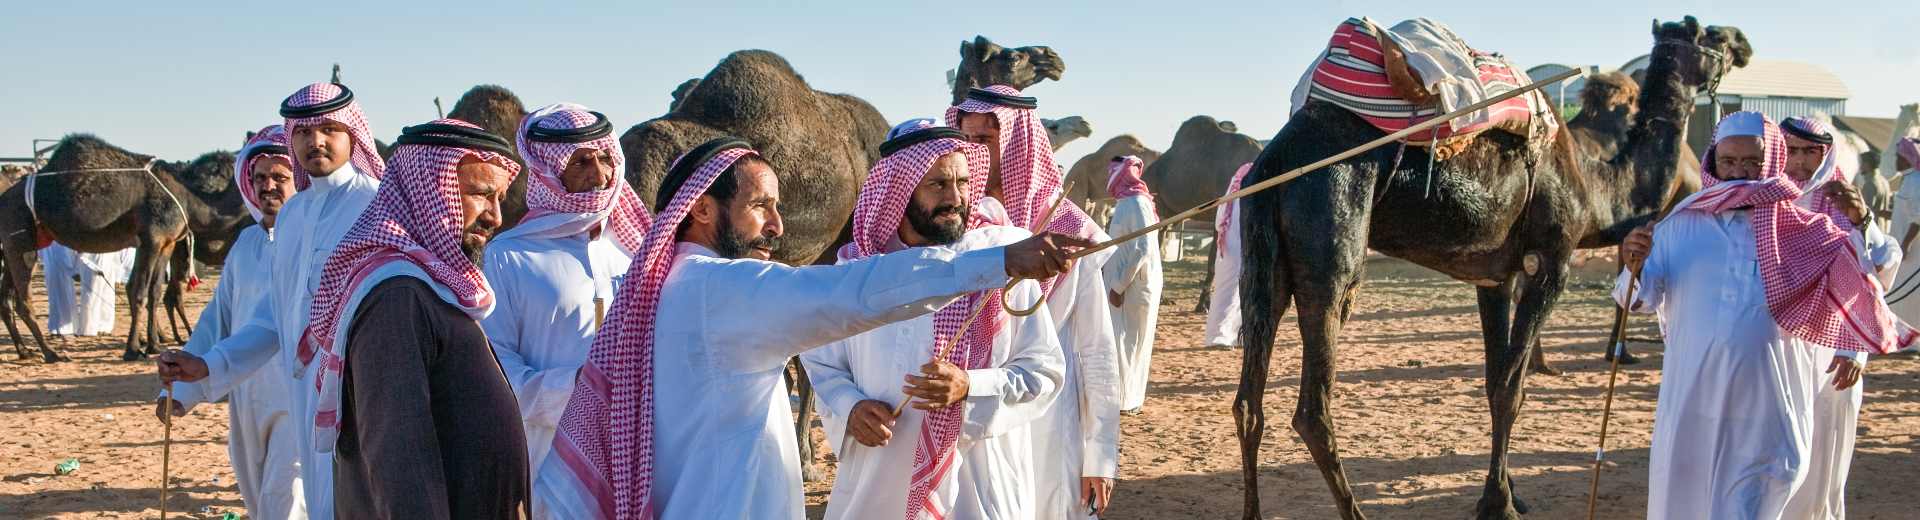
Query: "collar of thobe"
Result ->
[[675, 241, 717, 259], [308, 162, 365, 193]]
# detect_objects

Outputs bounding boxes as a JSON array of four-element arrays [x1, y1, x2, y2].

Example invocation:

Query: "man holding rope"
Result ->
[[1617, 111, 1908, 519], [802, 120, 1064, 520]]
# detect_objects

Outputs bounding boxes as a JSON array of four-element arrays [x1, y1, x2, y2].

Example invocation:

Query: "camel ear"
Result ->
[[1651, 19, 1661, 36], [1682, 15, 1701, 38], [960, 40, 974, 61], [974, 36, 1001, 63]]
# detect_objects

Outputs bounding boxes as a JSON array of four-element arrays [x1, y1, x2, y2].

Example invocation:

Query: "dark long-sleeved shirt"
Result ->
[[333, 276, 529, 519]]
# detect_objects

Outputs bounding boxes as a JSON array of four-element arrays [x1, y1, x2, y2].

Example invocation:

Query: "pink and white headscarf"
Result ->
[[1675, 111, 1913, 353], [1217, 163, 1253, 259], [280, 83, 386, 180], [550, 139, 761, 520], [1897, 137, 1920, 173], [947, 85, 1099, 294], [504, 103, 651, 254], [232, 125, 310, 223], [300, 119, 519, 452], [1106, 155, 1157, 220], [840, 120, 1004, 520]]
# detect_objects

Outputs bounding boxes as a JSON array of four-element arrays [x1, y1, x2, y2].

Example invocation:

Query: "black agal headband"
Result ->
[[279, 85, 356, 119], [526, 111, 614, 144], [393, 123, 516, 157], [879, 127, 970, 158], [966, 88, 1038, 109]]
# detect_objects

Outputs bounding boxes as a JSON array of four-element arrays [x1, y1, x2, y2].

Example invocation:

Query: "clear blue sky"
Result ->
[[2, 1, 1914, 165]]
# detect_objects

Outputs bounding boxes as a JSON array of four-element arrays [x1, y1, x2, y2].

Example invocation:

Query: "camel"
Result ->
[[1233, 17, 1747, 519], [1042, 116, 1092, 151], [1142, 116, 1262, 311], [1063, 135, 1163, 222], [0, 135, 251, 362], [950, 36, 1065, 105]]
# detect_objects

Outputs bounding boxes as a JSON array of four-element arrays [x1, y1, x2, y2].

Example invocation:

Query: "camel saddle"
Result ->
[[1292, 17, 1558, 161]]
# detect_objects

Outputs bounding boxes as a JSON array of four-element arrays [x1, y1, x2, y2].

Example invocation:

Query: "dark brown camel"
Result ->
[[0, 135, 252, 362], [1144, 116, 1262, 312], [1234, 17, 1747, 520], [950, 36, 1065, 105], [376, 85, 533, 234]]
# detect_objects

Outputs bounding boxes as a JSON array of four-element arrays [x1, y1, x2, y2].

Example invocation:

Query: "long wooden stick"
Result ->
[[160, 383, 173, 520], [1586, 275, 1637, 520], [1060, 68, 1584, 263], [893, 181, 1080, 417]]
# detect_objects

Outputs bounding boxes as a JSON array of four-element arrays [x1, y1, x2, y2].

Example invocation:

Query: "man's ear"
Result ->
[[688, 194, 717, 225]]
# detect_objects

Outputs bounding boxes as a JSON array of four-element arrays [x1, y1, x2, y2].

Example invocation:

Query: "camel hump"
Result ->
[[671, 50, 815, 128], [172, 150, 237, 196], [42, 134, 152, 173]]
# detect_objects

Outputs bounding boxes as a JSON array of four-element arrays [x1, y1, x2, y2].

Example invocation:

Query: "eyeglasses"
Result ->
[[1715, 157, 1765, 171]]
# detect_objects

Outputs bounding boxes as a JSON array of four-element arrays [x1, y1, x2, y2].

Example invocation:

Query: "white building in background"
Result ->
[[1616, 57, 1850, 152], [1524, 64, 1620, 110]]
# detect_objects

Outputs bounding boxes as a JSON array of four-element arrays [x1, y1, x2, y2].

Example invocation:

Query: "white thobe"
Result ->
[[1205, 197, 1244, 347], [163, 226, 306, 520], [1617, 208, 1874, 520], [1030, 229, 1121, 520], [1104, 194, 1163, 411], [479, 231, 630, 520], [802, 227, 1066, 520], [40, 244, 133, 336], [179, 163, 379, 520], [534, 240, 1011, 520], [1889, 169, 1920, 326]]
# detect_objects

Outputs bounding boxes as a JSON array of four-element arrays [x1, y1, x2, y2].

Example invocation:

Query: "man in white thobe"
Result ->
[[155, 82, 386, 520], [949, 90, 1126, 516], [1888, 138, 1920, 333], [1103, 156, 1163, 414], [1619, 112, 1900, 520], [483, 104, 645, 520], [802, 123, 1065, 520], [1205, 163, 1253, 348], [1778, 116, 1899, 520], [155, 126, 309, 519], [539, 137, 1091, 520]]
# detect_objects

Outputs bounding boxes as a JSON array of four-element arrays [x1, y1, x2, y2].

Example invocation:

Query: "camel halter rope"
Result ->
[[18, 158, 198, 257], [1052, 68, 1583, 266], [893, 181, 1076, 418]]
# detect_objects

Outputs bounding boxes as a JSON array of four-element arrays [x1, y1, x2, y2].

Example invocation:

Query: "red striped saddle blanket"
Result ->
[[1303, 17, 1555, 159]]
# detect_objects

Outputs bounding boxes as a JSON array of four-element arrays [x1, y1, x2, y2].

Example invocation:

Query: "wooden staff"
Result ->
[[1052, 68, 1583, 264], [1586, 274, 1637, 520], [894, 181, 1077, 417], [160, 382, 173, 520]]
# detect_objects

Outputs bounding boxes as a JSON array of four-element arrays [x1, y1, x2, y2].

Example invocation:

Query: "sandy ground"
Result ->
[[5, 252, 1920, 519]]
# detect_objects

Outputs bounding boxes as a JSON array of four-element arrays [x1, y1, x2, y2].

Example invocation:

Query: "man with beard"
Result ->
[[950, 88, 1122, 518], [1778, 116, 1896, 520], [484, 103, 647, 520], [305, 119, 526, 518], [1619, 112, 1909, 519], [803, 121, 1063, 520], [156, 82, 386, 520], [540, 136, 1089, 520], [157, 125, 310, 520]]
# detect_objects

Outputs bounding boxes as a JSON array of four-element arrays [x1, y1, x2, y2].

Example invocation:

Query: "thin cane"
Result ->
[[160, 382, 173, 520], [1585, 273, 1637, 520], [1000, 180, 1077, 317], [1051, 68, 1583, 265], [894, 181, 1078, 417]]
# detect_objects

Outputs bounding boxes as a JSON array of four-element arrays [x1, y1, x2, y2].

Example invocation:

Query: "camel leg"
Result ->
[[121, 244, 162, 360], [789, 357, 826, 482], [1288, 264, 1369, 520], [1231, 227, 1291, 520], [166, 244, 193, 342], [144, 244, 171, 354], [3, 244, 62, 362], [0, 275, 27, 360], [1194, 243, 1217, 314], [1472, 258, 1566, 520]]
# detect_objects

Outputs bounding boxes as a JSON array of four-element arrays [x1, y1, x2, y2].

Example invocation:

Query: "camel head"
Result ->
[[1651, 16, 1751, 92], [669, 78, 702, 112], [1042, 116, 1092, 152], [952, 36, 1065, 105], [446, 85, 528, 159]]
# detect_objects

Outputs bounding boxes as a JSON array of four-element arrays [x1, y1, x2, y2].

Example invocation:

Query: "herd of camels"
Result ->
[[8, 15, 1917, 520]]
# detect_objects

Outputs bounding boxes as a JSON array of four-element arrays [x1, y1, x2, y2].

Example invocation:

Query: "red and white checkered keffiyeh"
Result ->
[[1217, 163, 1252, 259], [282, 83, 386, 180], [1107, 155, 1157, 220], [1677, 111, 1914, 353], [300, 119, 518, 452], [947, 85, 1099, 295], [505, 103, 651, 255], [838, 121, 1004, 520], [549, 145, 760, 520], [233, 125, 310, 223]]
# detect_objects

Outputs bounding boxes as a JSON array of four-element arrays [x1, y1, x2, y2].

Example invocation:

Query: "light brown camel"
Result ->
[[1062, 135, 1162, 223], [1042, 116, 1092, 151], [0, 135, 250, 361], [950, 36, 1065, 105], [1235, 17, 1746, 519]]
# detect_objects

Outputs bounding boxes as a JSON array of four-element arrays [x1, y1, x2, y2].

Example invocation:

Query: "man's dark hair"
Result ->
[[657, 137, 769, 240]]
